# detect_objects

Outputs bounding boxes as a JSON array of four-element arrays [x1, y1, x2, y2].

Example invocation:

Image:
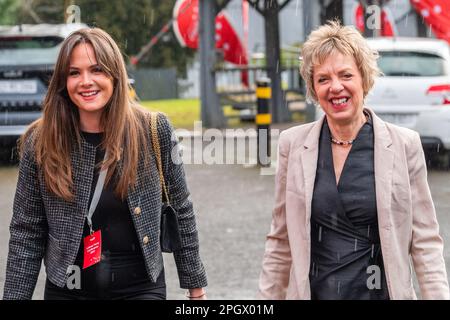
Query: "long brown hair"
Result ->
[[21, 27, 150, 201]]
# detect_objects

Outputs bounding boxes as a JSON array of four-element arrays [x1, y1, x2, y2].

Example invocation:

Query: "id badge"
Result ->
[[83, 230, 102, 269]]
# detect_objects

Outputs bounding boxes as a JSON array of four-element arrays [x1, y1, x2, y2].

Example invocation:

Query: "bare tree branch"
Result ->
[[217, 0, 233, 11], [22, 0, 43, 24], [247, 0, 264, 15], [279, 0, 292, 11]]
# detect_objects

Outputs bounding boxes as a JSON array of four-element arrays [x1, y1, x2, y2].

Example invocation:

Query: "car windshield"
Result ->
[[0, 36, 62, 66], [377, 51, 447, 77]]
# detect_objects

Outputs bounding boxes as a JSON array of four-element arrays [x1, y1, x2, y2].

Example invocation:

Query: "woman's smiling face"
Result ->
[[66, 42, 113, 119], [313, 51, 364, 125]]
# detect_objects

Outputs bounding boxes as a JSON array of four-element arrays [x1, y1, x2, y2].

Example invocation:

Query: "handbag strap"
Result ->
[[150, 112, 170, 205]]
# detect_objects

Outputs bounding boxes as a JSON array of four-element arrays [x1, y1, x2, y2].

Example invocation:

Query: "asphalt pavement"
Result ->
[[0, 131, 449, 300]]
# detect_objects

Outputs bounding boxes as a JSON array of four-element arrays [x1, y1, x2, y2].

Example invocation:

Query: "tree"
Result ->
[[0, 0, 20, 25], [246, 0, 293, 123], [15, 0, 194, 74]]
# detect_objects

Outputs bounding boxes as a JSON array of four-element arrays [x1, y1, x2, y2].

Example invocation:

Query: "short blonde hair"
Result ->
[[300, 20, 381, 104]]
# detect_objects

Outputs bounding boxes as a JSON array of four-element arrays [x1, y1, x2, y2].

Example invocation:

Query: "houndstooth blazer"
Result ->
[[3, 113, 207, 300]]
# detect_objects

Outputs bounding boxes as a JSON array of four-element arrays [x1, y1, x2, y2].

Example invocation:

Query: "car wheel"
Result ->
[[437, 150, 450, 170], [427, 149, 450, 170], [0, 146, 18, 164]]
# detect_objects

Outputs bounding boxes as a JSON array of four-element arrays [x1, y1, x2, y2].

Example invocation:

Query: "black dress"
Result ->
[[309, 114, 390, 300], [44, 132, 166, 300]]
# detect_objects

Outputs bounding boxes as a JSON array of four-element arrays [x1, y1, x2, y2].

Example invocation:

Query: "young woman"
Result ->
[[3, 28, 207, 300]]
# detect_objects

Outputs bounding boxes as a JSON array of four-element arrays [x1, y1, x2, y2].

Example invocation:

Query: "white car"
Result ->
[[316, 37, 450, 166], [368, 37, 450, 165]]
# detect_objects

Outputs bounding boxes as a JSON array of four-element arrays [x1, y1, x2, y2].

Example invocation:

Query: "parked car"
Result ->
[[0, 23, 86, 153], [315, 37, 450, 167]]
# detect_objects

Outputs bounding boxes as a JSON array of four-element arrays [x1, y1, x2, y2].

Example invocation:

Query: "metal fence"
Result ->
[[215, 65, 306, 119], [128, 67, 178, 101]]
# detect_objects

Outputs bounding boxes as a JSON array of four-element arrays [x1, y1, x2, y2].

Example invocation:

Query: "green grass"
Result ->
[[140, 99, 243, 129], [140, 99, 200, 129], [140, 98, 305, 129]]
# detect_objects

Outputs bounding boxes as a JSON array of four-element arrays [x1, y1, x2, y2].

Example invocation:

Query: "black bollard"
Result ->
[[256, 77, 271, 167]]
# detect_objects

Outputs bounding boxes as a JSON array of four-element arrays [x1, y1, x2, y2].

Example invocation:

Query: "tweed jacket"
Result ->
[[3, 113, 207, 300], [258, 108, 449, 300]]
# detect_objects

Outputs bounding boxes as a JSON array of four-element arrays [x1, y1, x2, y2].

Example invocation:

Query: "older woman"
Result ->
[[258, 21, 449, 300]]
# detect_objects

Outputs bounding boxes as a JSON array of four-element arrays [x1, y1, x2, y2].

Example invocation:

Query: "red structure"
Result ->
[[173, 0, 248, 66], [410, 0, 450, 44]]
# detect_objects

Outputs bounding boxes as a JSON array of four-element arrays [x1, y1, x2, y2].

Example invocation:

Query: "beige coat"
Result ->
[[258, 108, 449, 300]]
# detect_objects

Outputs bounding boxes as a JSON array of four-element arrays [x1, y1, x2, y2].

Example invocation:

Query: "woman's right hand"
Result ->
[[186, 288, 207, 300]]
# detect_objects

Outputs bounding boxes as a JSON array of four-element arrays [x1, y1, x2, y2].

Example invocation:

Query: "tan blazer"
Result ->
[[258, 108, 449, 300]]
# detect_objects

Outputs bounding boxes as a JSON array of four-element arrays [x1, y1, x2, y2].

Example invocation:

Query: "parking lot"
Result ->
[[0, 135, 449, 300]]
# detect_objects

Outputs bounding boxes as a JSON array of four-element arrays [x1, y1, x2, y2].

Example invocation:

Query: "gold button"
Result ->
[[134, 207, 141, 215], [143, 236, 149, 245]]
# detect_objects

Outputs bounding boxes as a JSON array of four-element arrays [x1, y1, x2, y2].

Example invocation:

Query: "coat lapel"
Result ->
[[73, 142, 96, 212], [299, 117, 324, 226], [297, 109, 394, 230], [367, 108, 394, 230], [67, 139, 97, 249], [366, 108, 395, 297]]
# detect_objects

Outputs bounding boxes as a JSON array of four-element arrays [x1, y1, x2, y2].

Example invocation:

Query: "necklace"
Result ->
[[330, 112, 369, 146], [330, 136, 354, 146]]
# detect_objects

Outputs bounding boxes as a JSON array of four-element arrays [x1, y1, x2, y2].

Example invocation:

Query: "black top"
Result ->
[[309, 113, 390, 300], [78, 132, 141, 255], [69, 132, 165, 297]]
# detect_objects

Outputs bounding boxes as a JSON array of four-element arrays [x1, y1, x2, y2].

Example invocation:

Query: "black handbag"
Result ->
[[150, 112, 183, 253]]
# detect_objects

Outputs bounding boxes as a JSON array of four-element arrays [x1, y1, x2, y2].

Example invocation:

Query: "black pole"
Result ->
[[199, 0, 225, 128], [256, 77, 271, 167], [263, 0, 290, 123], [303, 0, 317, 123]]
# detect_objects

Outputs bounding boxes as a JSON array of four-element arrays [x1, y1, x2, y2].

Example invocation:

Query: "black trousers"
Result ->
[[44, 257, 166, 300], [44, 278, 166, 300]]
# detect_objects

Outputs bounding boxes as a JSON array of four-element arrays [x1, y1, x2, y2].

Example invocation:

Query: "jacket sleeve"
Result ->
[[3, 133, 48, 300], [157, 114, 207, 289], [408, 132, 449, 299], [258, 131, 292, 299]]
